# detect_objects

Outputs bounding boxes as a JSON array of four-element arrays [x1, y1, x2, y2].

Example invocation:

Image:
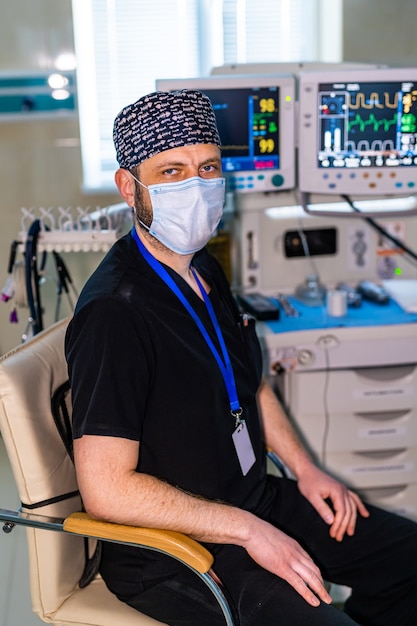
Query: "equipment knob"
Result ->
[[297, 349, 314, 367]]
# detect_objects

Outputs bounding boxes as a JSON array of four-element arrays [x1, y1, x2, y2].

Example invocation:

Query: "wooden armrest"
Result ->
[[63, 512, 214, 574]]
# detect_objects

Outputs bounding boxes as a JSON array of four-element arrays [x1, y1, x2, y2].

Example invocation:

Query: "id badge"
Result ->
[[232, 421, 256, 476]]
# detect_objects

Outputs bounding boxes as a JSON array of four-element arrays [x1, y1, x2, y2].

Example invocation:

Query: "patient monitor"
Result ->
[[157, 74, 296, 194]]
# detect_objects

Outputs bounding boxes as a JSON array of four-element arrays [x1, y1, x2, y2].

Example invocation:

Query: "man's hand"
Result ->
[[244, 518, 332, 607], [297, 465, 370, 541]]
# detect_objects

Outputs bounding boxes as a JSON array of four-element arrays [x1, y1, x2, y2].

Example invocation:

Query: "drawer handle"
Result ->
[[353, 364, 415, 382], [353, 448, 406, 459], [354, 410, 411, 421], [359, 485, 408, 499]]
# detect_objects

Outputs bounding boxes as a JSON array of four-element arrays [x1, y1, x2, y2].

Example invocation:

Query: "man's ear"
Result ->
[[115, 168, 135, 207]]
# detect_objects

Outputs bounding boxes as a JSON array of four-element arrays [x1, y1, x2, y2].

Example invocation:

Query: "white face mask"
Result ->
[[132, 174, 225, 255]]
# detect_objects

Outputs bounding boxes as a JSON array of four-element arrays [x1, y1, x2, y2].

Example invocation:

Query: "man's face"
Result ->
[[132, 143, 222, 228]]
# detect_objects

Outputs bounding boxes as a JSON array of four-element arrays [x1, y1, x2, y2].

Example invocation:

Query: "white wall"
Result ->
[[0, 0, 120, 353], [342, 0, 417, 66]]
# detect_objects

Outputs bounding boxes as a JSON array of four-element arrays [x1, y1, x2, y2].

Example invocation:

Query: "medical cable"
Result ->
[[296, 217, 332, 463], [24, 219, 45, 336], [297, 214, 322, 279], [295, 217, 329, 327], [12, 261, 27, 308], [342, 194, 417, 268], [320, 345, 331, 466], [52, 251, 78, 321]]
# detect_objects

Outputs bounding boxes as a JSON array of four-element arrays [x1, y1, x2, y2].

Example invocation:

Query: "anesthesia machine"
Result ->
[[157, 63, 417, 522]]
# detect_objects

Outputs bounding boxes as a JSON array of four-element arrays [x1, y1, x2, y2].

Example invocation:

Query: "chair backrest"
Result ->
[[0, 319, 168, 626], [0, 318, 86, 618], [1, 318, 239, 626]]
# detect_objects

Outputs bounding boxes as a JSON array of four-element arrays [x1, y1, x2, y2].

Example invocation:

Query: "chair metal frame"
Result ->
[[0, 507, 235, 625]]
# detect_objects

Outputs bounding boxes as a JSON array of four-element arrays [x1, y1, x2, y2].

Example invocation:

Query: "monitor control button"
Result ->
[[272, 174, 285, 187]]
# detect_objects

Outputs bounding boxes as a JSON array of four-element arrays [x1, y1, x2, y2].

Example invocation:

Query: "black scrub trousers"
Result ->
[[109, 477, 417, 626]]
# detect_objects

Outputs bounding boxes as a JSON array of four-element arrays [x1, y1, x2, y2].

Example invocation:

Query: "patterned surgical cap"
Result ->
[[113, 89, 221, 169]]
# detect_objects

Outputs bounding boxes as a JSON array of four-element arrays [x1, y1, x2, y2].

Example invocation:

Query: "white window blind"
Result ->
[[72, 0, 339, 192], [222, 0, 319, 64]]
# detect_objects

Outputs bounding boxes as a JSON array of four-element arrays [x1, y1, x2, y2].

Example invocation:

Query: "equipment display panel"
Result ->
[[157, 74, 296, 193], [298, 68, 417, 195]]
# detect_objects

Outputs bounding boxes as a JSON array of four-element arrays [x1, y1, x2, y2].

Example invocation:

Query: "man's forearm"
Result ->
[[74, 432, 331, 607], [257, 378, 314, 479]]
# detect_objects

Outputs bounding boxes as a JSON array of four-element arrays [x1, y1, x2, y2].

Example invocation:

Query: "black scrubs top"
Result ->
[[65, 231, 267, 595]]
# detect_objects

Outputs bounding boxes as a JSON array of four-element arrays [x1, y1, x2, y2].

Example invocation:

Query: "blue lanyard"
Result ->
[[131, 228, 243, 423]]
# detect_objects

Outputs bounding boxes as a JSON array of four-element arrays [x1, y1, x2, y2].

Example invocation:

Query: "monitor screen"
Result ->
[[298, 68, 417, 195], [156, 74, 295, 193]]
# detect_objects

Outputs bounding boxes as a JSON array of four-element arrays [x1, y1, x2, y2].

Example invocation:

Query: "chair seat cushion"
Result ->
[[51, 577, 167, 626]]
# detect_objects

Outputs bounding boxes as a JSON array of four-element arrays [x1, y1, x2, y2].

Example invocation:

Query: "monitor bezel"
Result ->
[[156, 74, 296, 193], [298, 67, 417, 196]]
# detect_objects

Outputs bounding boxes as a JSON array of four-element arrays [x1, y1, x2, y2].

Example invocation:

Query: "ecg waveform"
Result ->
[[348, 113, 398, 133]]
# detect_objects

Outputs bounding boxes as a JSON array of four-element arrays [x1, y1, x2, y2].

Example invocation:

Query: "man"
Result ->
[[66, 90, 417, 626]]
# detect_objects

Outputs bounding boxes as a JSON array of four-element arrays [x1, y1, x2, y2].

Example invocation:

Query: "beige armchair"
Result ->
[[0, 318, 236, 626]]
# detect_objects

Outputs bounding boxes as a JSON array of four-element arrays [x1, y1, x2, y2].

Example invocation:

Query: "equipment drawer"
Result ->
[[322, 446, 417, 490], [286, 364, 417, 416], [359, 482, 417, 522], [291, 408, 417, 453]]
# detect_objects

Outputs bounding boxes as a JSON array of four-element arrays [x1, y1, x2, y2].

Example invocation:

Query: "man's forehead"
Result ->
[[143, 144, 221, 169]]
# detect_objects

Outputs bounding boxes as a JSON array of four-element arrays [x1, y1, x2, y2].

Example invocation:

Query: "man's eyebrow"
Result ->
[[198, 156, 222, 168], [202, 156, 222, 164]]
